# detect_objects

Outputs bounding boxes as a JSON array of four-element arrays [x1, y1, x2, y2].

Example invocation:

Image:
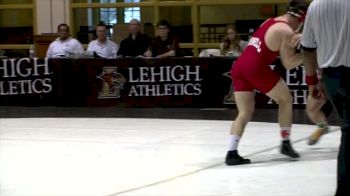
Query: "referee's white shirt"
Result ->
[[301, 0, 350, 68], [46, 37, 84, 58], [87, 39, 119, 58]]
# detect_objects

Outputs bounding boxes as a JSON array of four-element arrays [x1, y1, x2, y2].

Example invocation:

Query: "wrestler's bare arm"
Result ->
[[279, 26, 303, 69]]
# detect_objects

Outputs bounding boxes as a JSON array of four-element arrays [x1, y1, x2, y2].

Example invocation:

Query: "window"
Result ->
[[124, 0, 140, 23], [100, 0, 117, 25], [124, 7, 140, 23], [99, 0, 141, 25]]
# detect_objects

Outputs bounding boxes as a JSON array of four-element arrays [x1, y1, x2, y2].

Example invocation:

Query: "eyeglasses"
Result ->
[[157, 27, 168, 30], [58, 30, 69, 33]]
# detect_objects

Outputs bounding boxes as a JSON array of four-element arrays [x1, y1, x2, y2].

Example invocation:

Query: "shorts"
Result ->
[[231, 61, 280, 94]]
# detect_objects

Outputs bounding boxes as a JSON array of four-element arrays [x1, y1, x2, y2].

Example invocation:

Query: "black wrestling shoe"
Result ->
[[225, 150, 251, 165], [280, 140, 300, 158]]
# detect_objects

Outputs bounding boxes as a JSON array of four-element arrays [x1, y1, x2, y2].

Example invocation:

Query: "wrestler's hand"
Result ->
[[308, 82, 325, 100], [290, 33, 302, 49]]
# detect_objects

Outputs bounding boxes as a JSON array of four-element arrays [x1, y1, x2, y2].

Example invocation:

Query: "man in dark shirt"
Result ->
[[117, 19, 150, 57], [144, 20, 179, 58]]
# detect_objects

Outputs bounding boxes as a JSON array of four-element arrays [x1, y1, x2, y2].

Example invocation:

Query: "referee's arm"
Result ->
[[301, 7, 318, 79], [301, 48, 318, 79]]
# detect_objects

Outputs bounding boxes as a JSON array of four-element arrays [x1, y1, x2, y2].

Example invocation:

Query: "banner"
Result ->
[[0, 57, 307, 108], [0, 58, 55, 105]]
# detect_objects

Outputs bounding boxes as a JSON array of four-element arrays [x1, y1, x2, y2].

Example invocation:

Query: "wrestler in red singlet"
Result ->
[[232, 18, 288, 94], [225, 0, 308, 166]]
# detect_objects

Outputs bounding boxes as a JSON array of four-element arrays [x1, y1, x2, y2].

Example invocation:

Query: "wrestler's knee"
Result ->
[[237, 109, 254, 122], [275, 93, 293, 106]]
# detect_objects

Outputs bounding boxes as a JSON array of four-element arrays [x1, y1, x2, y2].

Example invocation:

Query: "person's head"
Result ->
[[96, 22, 107, 42], [222, 24, 241, 54], [286, 0, 308, 30], [57, 24, 70, 40], [156, 20, 170, 39], [225, 24, 239, 42], [128, 19, 141, 35]]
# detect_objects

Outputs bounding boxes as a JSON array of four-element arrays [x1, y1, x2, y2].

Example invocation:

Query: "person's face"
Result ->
[[96, 26, 107, 41], [157, 25, 169, 38], [227, 28, 236, 41], [289, 12, 305, 31], [129, 22, 140, 34], [290, 17, 302, 31], [58, 26, 69, 40]]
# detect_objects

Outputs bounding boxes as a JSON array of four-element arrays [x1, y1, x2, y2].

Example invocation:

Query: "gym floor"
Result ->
[[0, 107, 341, 196]]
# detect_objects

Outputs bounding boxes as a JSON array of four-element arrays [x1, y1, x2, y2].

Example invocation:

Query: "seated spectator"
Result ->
[[144, 20, 179, 58], [117, 19, 150, 57], [220, 24, 247, 57], [87, 23, 119, 58], [46, 23, 84, 58]]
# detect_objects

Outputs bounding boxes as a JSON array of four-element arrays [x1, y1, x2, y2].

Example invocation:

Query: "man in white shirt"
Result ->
[[46, 24, 84, 58], [301, 0, 350, 195], [87, 23, 119, 58]]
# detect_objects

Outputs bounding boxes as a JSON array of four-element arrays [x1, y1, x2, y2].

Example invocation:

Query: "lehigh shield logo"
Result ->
[[223, 70, 235, 104], [97, 67, 126, 99]]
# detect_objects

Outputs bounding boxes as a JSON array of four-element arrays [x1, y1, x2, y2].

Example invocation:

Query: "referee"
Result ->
[[301, 0, 350, 195]]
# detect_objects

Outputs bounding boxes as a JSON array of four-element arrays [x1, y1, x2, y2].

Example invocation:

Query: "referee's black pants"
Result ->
[[323, 66, 350, 196]]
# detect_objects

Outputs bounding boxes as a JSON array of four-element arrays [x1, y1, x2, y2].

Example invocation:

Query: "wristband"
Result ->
[[306, 75, 318, 85]]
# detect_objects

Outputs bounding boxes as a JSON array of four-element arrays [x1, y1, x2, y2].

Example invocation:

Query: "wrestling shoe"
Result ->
[[280, 140, 300, 158], [225, 150, 251, 165]]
